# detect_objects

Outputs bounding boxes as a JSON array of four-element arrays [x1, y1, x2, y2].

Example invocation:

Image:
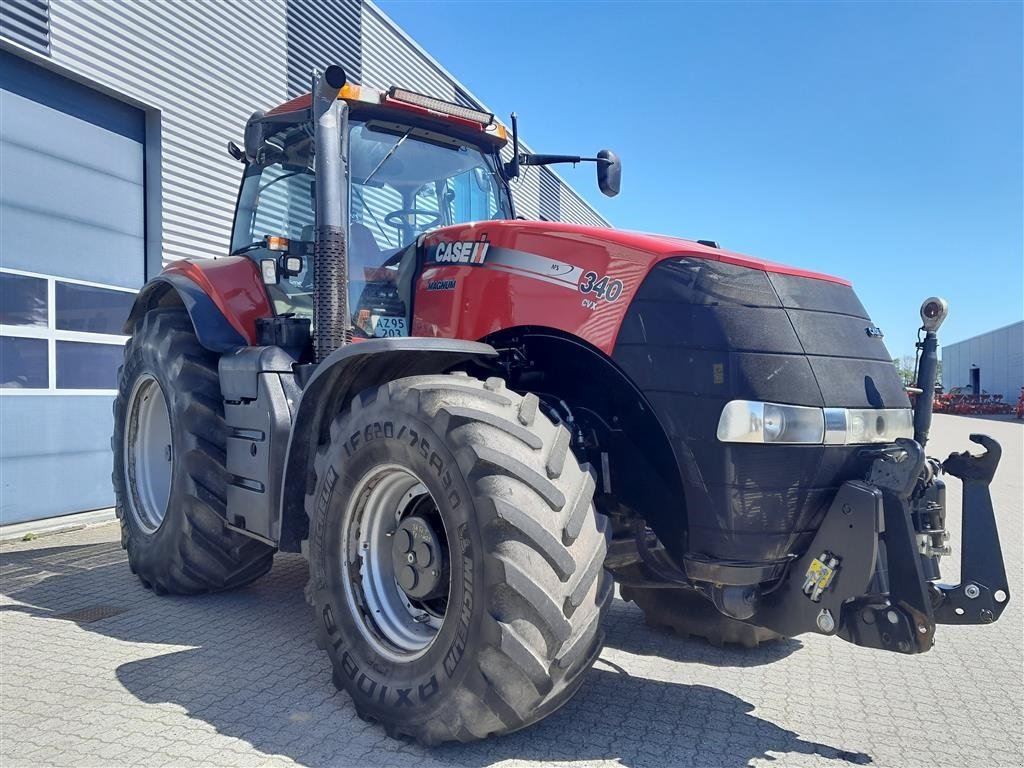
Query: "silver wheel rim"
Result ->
[[341, 465, 450, 661], [124, 374, 173, 534]]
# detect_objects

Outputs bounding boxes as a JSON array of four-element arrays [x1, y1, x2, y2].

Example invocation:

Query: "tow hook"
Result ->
[[931, 434, 1010, 624]]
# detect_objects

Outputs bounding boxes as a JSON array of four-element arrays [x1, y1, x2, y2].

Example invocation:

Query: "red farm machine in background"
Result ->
[[933, 388, 1015, 416]]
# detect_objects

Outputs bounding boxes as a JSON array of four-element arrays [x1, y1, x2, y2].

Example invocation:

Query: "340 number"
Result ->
[[579, 272, 624, 302]]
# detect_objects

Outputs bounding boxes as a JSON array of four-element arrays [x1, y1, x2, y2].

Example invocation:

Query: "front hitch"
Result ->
[[756, 434, 1009, 654], [931, 434, 1010, 625]]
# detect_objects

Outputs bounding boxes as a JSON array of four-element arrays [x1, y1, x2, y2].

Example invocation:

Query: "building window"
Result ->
[[55, 282, 137, 334], [0, 268, 133, 393], [0, 272, 47, 327], [0, 335, 48, 388]]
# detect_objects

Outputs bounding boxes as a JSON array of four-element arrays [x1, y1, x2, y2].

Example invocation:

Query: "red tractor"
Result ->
[[113, 66, 1010, 744]]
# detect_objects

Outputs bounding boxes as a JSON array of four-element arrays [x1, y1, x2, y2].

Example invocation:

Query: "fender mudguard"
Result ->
[[124, 274, 245, 351], [124, 258, 272, 351], [278, 337, 497, 551]]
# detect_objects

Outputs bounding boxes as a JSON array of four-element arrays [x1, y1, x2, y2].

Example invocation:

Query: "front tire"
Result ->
[[306, 374, 611, 744], [112, 308, 274, 594]]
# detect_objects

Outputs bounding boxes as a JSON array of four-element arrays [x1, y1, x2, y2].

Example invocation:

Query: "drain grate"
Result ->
[[53, 604, 128, 623]]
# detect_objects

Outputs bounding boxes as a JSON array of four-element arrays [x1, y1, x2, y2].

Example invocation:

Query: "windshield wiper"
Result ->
[[362, 128, 412, 186]]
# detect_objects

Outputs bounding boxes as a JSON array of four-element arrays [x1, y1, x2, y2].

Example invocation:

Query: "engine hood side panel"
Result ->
[[413, 222, 652, 354], [410, 221, 906, 570]]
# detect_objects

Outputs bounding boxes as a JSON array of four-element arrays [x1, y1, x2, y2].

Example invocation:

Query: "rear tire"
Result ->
[[112, 308, 274, 594], [306, 374, 611, 744], [620, 584, 782, 648]]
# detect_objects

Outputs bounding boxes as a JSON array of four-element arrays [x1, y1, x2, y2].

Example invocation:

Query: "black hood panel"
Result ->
[[612, 256, 910, 570], [614, 257, 907, 410]]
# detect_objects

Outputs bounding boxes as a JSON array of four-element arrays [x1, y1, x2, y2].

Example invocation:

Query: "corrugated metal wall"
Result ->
[[361, 3, 455, 100], [539, 167, 561, 221], [0, 0, 50, 55], [286, 0, 361, 97], [941, 321, 1024, 401], [28, 0, 607, 269], [47, 0, 289, 264]]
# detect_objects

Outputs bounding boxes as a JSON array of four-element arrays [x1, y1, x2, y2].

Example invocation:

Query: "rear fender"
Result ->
[[278, 338, 497, 552], [124, 258, 272, 352]]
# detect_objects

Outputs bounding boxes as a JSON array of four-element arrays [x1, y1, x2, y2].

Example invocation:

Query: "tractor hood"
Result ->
[[469, 220, 850, 286], [417, 220, 852, 356], [608, 244, 909, 568]]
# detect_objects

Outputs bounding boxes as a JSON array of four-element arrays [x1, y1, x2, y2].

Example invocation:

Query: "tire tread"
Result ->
[[306, 373, 610, 744], [112, 308, 274, 595]]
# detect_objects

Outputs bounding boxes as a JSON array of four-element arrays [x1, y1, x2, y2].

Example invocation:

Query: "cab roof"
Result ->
[[266, 84, 509, 147]]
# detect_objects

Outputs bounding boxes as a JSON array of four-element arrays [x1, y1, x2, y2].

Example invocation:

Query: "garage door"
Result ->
[[0, 51, 145, 525]]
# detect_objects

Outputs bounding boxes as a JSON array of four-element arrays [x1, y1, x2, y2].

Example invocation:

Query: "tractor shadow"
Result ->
[[1, 537, 870, 768], [602, 596, 805, 668]]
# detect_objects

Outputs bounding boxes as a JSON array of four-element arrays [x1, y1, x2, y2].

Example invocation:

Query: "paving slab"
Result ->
[[1, 415, 1021, 767]]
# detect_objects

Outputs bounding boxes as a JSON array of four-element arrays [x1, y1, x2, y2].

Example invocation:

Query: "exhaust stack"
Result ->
[[312, 65, 351, 362]]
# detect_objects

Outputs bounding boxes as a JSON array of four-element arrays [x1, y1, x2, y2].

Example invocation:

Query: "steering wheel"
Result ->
[[384, 208, 442, 232]]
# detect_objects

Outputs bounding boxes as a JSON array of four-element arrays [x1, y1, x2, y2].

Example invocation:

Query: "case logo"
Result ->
[[431, 235, 490, 265]]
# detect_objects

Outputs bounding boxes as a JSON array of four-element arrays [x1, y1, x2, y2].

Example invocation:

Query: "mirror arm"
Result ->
[[519, 154, 613, 168], [504, 112, 521, 179]]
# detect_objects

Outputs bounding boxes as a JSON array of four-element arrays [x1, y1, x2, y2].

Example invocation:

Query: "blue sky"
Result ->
[[379, 0, 1022, 356]]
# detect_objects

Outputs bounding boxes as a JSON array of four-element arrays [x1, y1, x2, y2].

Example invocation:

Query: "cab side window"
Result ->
[[233, 164, 316, 316], [249, 165, 315, 241], [445, 168, 501, 223]]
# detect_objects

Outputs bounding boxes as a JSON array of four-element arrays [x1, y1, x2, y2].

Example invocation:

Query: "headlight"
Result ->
[[717, 401, 913, 445], [717, 401, 825, 444], [842, 407, 914, 445]]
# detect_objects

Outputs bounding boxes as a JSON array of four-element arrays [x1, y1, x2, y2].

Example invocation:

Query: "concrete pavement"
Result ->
[[1, 414, 1021, 767]]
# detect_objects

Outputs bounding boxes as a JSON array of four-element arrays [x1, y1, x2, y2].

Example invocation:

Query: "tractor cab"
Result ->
[[229, 85, 513, 336]]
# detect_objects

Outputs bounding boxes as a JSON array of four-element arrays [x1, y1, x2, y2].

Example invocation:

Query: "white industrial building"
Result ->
[[941, 321, 1024, 403]]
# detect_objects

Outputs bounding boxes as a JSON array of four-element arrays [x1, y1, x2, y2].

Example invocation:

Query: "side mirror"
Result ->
[[597, 149, 621, 197], [243, 110, 266, 163], [227, 141, 246, 164]]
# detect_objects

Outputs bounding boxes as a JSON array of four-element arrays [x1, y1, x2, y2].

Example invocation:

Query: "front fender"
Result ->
[[278, 338, 497, 551], [124, 258, 272, 352]]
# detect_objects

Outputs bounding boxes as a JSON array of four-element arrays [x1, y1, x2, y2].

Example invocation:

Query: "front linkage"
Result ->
[[756, 298, 1010, 653]]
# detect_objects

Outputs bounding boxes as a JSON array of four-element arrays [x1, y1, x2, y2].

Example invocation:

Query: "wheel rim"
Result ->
[[341, 465, 451, 661], [124, 374, 173, 534]]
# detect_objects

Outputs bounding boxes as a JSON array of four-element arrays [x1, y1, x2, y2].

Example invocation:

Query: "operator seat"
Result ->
[[348, 222, 383, 278], [300, 222, 383, 277]]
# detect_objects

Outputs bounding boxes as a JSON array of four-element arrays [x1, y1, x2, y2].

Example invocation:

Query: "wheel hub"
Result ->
[[124, 374, 173, 534], [392, 514, 447, 601], [341, 466, 452, 660]]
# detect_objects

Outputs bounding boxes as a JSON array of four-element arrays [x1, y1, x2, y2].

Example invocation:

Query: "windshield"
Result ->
[[231, 116, 511, 319], [348, 120, 511, 250], [232, 118, 510, 251]]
